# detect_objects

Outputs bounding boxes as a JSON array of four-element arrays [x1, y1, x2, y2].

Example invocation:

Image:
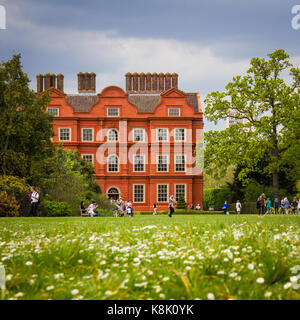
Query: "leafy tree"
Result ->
[[204, 49, 300, 199], [0, 54, 54, 177]]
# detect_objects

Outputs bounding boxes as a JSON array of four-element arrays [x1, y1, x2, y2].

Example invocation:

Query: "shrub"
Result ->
[[203, 186, 234, 210], [176, 196, 187, 209], [0, 175, 31, 216], [0, 191, 20, 217], [43, 200, 72, 217]]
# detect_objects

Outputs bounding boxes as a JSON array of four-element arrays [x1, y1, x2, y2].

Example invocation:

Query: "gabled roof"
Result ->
[[63, 92, 200, 113]]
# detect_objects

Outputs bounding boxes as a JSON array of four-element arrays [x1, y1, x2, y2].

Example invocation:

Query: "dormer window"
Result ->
[[107, 108, 119, 117], [47, 107, 59, 116], [168, 108, 180, 116]]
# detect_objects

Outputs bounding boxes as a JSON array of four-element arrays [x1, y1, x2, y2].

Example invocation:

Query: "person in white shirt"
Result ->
[[236, 200, 242, 214], [88, 201, 98, 217], [30, 186, 39, 217]]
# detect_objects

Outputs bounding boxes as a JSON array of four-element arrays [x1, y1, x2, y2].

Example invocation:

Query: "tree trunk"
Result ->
[[272, 143, 280, 200]]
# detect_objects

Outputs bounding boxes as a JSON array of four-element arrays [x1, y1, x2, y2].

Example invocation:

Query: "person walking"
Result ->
[[222, 200, 229, 215], [256, 196, 264, 216], [236, 200, 242, 214], [274, 198, 279, 215], [260, 193, 266, 215], [29, 186, 39, 217], [266, 198, 271, 215], [168, 195, 175, 218], [291, 197, 298, 215], [298, 199, 300, 215], [153, 203, 157, 215], [283, 197, 290, 215]]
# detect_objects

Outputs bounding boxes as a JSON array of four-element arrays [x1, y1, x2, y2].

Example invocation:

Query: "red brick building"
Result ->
[[38, 72, 203, 211]]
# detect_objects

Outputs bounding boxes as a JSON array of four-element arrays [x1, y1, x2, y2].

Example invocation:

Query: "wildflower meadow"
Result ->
[[0, 215, 299, 300]]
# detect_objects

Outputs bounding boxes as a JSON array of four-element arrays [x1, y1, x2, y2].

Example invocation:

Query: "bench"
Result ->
[[80, 207, 89, 217]]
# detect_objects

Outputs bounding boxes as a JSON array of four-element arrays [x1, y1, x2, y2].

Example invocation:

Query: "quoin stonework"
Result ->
[[39, 72, 203, 211]]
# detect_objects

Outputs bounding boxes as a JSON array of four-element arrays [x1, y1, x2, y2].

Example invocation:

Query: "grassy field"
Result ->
[[0, 215, 300, 300]]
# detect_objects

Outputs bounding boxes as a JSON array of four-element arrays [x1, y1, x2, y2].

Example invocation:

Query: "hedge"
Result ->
[[43, 201, 72, 217], [229, 202, 257, 214]]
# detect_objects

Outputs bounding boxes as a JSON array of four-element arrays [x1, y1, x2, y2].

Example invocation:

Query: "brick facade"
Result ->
[[44, 79, 203, 211]]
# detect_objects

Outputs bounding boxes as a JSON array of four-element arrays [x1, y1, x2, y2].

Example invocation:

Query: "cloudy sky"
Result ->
[[0, 0, 299, 130]]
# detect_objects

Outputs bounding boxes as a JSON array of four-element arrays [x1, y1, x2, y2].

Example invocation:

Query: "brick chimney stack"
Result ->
[[36, 74, 44, 93], [125, 72, 178, 93], [77, 72, 96, 93], [57, 74, 64, 92]]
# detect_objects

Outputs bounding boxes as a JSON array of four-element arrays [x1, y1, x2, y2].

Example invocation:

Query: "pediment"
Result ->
[[161, 87, 186, 98], [99, 86, 127, 98], [43, 87, 66, 98]]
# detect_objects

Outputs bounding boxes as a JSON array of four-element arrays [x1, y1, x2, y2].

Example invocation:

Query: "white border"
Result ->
[[133, 184, 145, 203], [133, 154, 146, 172], [107, 128, 119, 142], [157, 183, 169, 203], [168, 107, 180, 117], [47, 107, 59, 116], [133, 128, 145, 142], [174, 183, 187, 202], [156, 128, 169, 142], [59, 127, 71, 141], [174, 128, 186, 142], [107, 107, 120, 117], [107, 154, 119, 173], [156, 154, 169, 173], [81, 128, 94, 142], [174, 154, 187, 172]]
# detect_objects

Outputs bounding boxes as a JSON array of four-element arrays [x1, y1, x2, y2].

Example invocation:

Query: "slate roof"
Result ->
[[65, 92, 200, 113]]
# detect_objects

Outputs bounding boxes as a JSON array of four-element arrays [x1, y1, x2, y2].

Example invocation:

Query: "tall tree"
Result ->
[[204, 49, 300, 199], [0, 54, 54, 177]]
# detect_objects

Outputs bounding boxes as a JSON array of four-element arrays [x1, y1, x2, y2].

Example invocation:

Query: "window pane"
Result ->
[[157, 155, 168, 172], [134, 185, 144, 203], [59, 128, 70, 141], [47, 108, 58, 116], [108, 129, 118, 141], [107, 108, 119, 117], [82, 154, 93, 163], [175, 155, 185, 172], [82, 129, 93, 141], [175, 184, 185, 201], [108, 155, 118, 172], [134, 155, 145, 172], [157, 184, 168, 202], [157, 128, 168, 141], [175, 128, 185, 141], [134, 129, 144, 142], [168, 108, 180, 116]]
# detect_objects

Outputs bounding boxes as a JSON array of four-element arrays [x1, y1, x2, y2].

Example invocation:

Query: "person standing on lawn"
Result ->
[[291, 198, 298, 215], [283, 197, 290, 215], [168, 195, 175, 218], [29, 186, 39, 217], [256, 196, 264, 216], [298, 199, 300, 215], [274, 198, 279, 215], [153, 203, 157, 215], [236, 200, 242, 214], [266, 198, 271, 215], [222, 200, 229, 215]]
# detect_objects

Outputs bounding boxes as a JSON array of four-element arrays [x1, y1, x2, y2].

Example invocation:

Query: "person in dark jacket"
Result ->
[[274, 198, 279, 215]]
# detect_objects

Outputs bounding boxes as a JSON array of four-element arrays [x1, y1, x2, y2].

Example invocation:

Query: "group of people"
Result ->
[[257, 195, 300, 215], [111, 198, 134, 217]]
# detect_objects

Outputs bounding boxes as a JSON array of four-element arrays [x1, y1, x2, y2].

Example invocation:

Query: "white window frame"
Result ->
[[133, 128, 145, 142], [59, 128, 71, 141], [174, 128, 186, 142], [156, 128, 169, 142], [133, 184, 145, 203], [174, 183, 187, 202], [81, 154, 94, 164], [107, 107, 120, 117], [81, 128, 94, 142], [156, 154, 169, 172], [157, 184, 169, 203], [107, 128, 119, 142], [174, 154, 187, 172], [168, 108, 180, 117], [107, 154, 119, 173], [133, 154, 146, 172], [47, 107, 59, 116]]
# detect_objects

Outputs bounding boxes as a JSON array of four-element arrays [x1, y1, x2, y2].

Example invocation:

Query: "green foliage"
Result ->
[[203, 186, 234, 210], [204, 49, 300, 199], [176, 196, 187, 209], [43, 200, 71, 217], [0, 54, 54, 177], [0, 191, 20, 217], [0, 175, 31, 216], [229, 202, 257, 214]]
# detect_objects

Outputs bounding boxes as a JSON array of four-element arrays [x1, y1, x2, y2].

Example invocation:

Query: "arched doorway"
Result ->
[[107, 187, 120, 200]]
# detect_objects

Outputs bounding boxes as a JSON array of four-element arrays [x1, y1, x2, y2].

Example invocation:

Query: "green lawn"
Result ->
[[0, 215, 300, 300]]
